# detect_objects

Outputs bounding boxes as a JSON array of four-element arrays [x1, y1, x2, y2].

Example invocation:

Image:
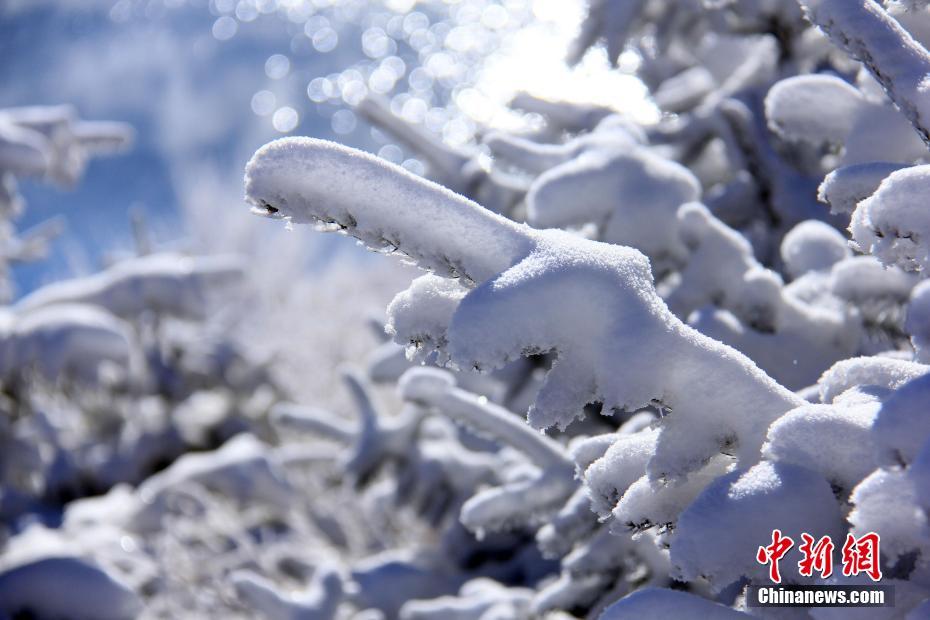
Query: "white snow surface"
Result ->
[[670, 461, 845, 589], [766, 74, 865, 145]]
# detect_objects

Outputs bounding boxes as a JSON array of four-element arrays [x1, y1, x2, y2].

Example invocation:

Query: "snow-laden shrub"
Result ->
[[16, 252, 245, 321], [225, 2, 930, 614], [0, 106, 300, 619], [0, 105, 132, 303], [14, 0, 930, 618]]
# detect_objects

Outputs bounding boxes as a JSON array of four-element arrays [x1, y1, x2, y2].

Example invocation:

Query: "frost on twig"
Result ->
[[828, 255, 917, 354], [850, 414, 930, 564], [2, 217, 65, 264], [817, 355, 929, 404], [717, 99, 828, 230], [871, 372, 930, 466], [386, 274, 467, 364], [273, 368, 499, 526], [355, 95, 470, 186], [612, 456, 732, 536], [535, 487, 599, 558], [583, 428, 659, 519], [0, 217, 65, 304], [763, 398, 879, 493], [849, 375, 930, 566], [780, 219, 851, 279], [665, 202, 771, 319]]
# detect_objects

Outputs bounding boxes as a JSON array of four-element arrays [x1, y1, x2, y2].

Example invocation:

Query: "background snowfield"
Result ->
[[5, 0, 930, 618]]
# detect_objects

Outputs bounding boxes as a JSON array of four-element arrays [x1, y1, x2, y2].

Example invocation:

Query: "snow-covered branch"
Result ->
[[245, 138, 802, 484], [245, 138, 533, 285], [798, 0, 930, 144]]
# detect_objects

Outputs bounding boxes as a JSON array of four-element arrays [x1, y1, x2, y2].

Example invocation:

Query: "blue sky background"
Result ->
[[1, 0, 642, 297], [1, 0, 393, 293]]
